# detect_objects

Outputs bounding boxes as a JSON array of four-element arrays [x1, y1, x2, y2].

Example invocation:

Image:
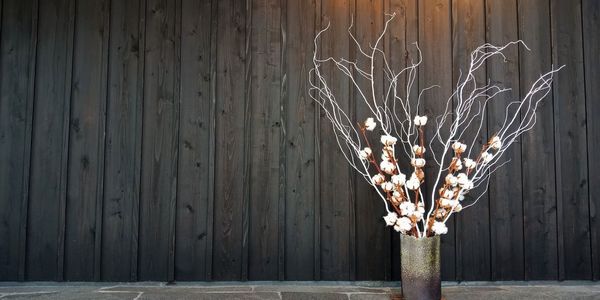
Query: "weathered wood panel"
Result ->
[[485, 0, 524, 281], [0, 0, 36, 281], [284, 0, 318, 280], [519, 0, 558, 280], [419, 0, 455, 281], [247, 0, 282, 280], [387, 0, 418, 282], [26, 0, 74, 280], [453, 0, 490, 281], [212, 0, 248, 281], [354, 0, 389, 281], [583, 0, 600, 281], [64, 0, 109, 280], [550, 0, 591, 280], [101, 0, 143, 281], [319, 0, 355, 281], [175, 0, 213, 281], [0, 0, 596, 282], [138, 0, 179, 281]]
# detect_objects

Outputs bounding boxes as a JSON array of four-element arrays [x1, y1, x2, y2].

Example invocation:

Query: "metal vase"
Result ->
[[400, 234, 441, 300]]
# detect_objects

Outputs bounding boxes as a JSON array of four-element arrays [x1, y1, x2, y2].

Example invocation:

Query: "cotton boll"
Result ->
[[399, 202, 416, 216], [364, 117, 377, 131], [481, 151, 494, 163], [413, 115, 428, 126], [406, 177, 420, 190], [411, 210, 423, 221], [445, 174, 458, 186], [440, 189, 454, 199], [380, 135, 398, 146], [456, 173, 469, 186], [461, 180, 474, 190], [380, 161, 396, 175], [371, 174, 385, 185], [412, 145, 426, 155], [431, 221, 448, 235], [381, 151, 392, 161], [391, 173, 406, 186], [454, 203, 463, 212], [383, 212, 398, 226], [440, 198, 458, 207], [381, 181, 394, 192], [358, 147, 372, 160], [411, 158, 426, 168], [490, 136, 502, 149], [452, 158, 463, 171], [394, 217, 413, 233], [464, 158, 476, 169], [452, 142, 467, 153]]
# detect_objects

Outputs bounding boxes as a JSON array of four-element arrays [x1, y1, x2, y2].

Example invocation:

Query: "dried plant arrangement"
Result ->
[[309, 13, 563, 239]]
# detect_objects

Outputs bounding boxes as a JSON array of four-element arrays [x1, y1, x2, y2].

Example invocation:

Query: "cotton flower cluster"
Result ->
[[413, 115, 428, 126]]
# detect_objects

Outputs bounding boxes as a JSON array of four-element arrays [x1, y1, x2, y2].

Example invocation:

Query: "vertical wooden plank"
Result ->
[[354, 0, 388, 281], [519, 0, 558, 280], [0, 0, 35, 281], [64, 0, 109, 281], [205, 0, 218, 280], [247, 0, 281, 280], [319, 0, 355, 281], [583, 0, 600, 281], [138, 0, 179, 281], [26, 0, 74, 280], [101, 0, 143, 281], [387, 0, 418, 281], [452, 0, 490, 281], [284, 0, 318, 280], [175, 0, 212, 281], [550, 0, 591, 280], [485, 0, 524, 280], [212, 0, 248, 281], [419, 0, 455, 281]]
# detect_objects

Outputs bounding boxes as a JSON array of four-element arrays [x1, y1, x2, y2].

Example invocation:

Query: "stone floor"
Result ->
[[0, 281, 598, 299]]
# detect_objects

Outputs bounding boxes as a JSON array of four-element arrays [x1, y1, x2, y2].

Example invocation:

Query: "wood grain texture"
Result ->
[[212, 0, 248, 281], [138, 0, 179, 281], [247, 0, 282, 280], [0, 0, 35, 281], [550, 0, 591, 280], [418, 0, 455, 281], [519, 0, 558, 280], [0, 0, 596, 282], [101, 0, 143, 281], [283, 0, 318, 281], [387, 0, 418, 282], [319, 0, 355, 280], [354, 0, 388, 281], [175, 0, 213, 281], [26, 0, 74, 280], [485, 0, 524, 281], [64, 0, 109, 280], [453, 0, 491, 281], [583, 0, 600, 281]]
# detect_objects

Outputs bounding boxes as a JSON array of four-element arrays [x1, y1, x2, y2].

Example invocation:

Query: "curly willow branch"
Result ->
[[309, 12, 563, 238]]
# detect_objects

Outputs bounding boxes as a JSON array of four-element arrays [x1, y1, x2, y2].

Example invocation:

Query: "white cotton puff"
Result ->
[[380, 135, 398, 146], [399, 201, 416, 216], [391, 173, 406, 186], [490, 136, 502, 149], [413, 115, 428, 126], [406, 178, 420, 190], [411, 158, 426, 168], [394, 217, 413, 233], [445, 174, 458, 186], [464, 158, 476, 169], [431, 221, 448, 235], [412, 145, 426, 155], [380, 161, 396, 175], [383, 212, 398, 226], [364, 117, 377, 131], [481, 151, 494, 163], [371, 174, 385, 185], [381, 181, 394, 192]]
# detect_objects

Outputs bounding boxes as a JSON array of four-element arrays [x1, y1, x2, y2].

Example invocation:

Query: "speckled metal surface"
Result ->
[[400, 234, 441, 300]]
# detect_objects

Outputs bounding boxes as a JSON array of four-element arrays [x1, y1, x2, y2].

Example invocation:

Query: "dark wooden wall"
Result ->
[[0, 0, 598, 281]]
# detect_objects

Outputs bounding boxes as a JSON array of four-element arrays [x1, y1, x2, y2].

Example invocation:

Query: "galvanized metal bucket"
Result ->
[[400, 234, 441, 300]]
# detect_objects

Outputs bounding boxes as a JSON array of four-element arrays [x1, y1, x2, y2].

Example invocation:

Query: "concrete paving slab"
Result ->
[[0, 282, 598, 299]]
